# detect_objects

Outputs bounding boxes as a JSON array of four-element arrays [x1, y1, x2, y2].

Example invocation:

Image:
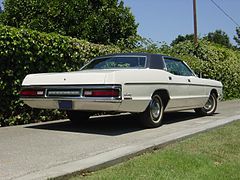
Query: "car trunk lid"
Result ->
[[22, 71, 112, 86]]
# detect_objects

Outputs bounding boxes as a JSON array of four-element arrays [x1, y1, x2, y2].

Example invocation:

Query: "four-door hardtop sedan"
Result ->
[[20, 53, 223, 128]]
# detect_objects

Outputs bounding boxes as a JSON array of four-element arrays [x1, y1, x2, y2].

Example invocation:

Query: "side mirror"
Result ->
[[195, 71, 202, 78]]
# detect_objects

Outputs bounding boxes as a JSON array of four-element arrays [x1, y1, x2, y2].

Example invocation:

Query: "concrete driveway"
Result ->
[[0, 100, 240, 180]]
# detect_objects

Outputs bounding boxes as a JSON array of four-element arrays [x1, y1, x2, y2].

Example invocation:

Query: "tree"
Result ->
[[0, 5, 3, 23], [204, 30, 232, 48], [0, 6, 2, 13], [1, 0, 138, 45], [234, 27, 240, 47], [170, 34, 194, 46]]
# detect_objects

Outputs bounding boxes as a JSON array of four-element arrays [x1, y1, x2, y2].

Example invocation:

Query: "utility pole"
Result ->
[[193, 0, 198, 47]]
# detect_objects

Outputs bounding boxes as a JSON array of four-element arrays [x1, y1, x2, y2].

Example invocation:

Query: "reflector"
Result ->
[[83, 89, 119, 97], [20, 89, 44, 96]]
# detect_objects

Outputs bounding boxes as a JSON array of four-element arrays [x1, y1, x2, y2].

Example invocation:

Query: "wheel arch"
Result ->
[[152, 89, 170, 109], [210, 89, 218, 98]]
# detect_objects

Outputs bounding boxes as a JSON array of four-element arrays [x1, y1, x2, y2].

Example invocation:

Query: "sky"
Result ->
[[123, 0, 240, 45], [0, 0, 239, 45]]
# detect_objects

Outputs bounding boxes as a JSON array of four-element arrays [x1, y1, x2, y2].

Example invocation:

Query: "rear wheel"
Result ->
[[140, 94, 164, 128], [194, 93, 217, 116], [67, 110, 90, 124]]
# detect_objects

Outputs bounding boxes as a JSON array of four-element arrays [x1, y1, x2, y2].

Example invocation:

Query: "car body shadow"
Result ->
[[26, 111, 206, 136], [26, 114, 142, 136]]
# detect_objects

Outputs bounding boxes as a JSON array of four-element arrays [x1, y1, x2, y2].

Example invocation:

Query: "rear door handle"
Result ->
[[188, 79, 191, 82], [169, 76, 172, 80]]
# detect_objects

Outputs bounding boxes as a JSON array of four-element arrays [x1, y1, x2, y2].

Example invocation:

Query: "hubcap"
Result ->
[[204, 95, 214, 111], [150, 97, 161, 120]]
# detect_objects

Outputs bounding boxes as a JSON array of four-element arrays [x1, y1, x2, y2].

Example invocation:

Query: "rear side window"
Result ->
[[164, 58, 193, 76]]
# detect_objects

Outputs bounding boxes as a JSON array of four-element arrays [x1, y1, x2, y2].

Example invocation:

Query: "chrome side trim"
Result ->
[[124, 82, 222, 88]]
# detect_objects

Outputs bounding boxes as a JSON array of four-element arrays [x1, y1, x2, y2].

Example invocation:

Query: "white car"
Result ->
[[20, 53, 223, 128]]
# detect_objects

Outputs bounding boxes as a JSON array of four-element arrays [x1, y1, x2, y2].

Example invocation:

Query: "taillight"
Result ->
[[20, 89, 45, 97], [83, 89, 120, 97]]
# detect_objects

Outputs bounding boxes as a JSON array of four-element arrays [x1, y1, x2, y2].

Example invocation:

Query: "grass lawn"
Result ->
[[58, 120, 240, 180]]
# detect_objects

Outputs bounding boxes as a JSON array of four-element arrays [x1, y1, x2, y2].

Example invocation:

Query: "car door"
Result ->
[[163, 58, 193, 110], [188, 75, 208, 107], [179, 61, 207, 107]]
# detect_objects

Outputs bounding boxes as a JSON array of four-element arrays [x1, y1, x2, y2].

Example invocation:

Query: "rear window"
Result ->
[[82, 56, 146, 70]]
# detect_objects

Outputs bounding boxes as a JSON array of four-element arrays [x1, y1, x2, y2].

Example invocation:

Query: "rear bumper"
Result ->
[[21, 97, 150, 113], [21, 98, 122, 111]]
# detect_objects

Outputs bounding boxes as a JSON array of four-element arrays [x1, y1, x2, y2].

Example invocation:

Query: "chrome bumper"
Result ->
[[21, 98, 122, 111]]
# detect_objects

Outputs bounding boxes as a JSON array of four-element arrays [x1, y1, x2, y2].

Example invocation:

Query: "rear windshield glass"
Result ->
[[82, 56, 146, 70]]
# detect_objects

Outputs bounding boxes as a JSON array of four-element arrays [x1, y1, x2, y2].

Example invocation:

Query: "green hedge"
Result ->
[[1, 25, 240, 126], [0, 25, 120, 126]]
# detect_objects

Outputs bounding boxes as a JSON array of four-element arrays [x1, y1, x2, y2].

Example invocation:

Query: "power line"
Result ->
[[209, 0, 240, 27]]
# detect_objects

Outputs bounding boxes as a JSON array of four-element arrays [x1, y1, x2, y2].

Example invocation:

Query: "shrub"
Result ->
[[1, 25, 239, 127], [0, 25, 120, 126]]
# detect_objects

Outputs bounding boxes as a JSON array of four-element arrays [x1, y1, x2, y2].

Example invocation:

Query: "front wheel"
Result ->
[[194, 93, 217, 116], [66, 110, 90, 124], [139, 94, 164, 128]]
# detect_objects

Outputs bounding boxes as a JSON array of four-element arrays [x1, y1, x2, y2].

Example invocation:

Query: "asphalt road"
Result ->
[[0, 100, 240, 180]]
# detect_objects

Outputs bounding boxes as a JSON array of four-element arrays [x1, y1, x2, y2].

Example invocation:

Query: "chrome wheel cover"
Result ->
[[203, 95, 215, 112], [150, 97, 161, 121]]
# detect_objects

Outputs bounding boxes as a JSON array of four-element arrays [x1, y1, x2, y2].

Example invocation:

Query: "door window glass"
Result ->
[[164, 58, 193, 76]]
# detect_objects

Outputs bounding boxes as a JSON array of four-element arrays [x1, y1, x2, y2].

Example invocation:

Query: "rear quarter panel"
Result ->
[[105, 69, 170, 112]]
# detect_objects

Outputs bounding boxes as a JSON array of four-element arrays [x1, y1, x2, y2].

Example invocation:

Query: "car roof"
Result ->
[[98, 52, 162, 57], [96, 52, 177, 60]]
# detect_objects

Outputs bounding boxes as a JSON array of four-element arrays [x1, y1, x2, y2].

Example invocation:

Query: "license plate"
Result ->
[[58, 100, 72, 110]]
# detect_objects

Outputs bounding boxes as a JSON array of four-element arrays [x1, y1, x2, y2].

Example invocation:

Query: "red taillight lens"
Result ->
[[83, 89, 120, 97], [20, 89, 44, 97]]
